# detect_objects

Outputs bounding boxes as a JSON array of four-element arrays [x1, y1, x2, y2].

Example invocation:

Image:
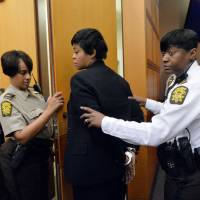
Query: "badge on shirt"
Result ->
[[166, 74, 176, 88], [170, 86, 188, 105], [1, 101, 12, 117]]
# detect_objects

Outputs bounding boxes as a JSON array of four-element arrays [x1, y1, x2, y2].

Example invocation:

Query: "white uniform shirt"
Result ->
[[102, 61, 200, 149]]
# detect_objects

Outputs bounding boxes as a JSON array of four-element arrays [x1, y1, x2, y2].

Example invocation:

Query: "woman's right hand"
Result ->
[[128, 95, 147, 106], [46, 92, 64, 113]]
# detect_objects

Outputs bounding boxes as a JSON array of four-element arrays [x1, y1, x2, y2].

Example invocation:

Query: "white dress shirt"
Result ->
[[102, 61, 200, 149]]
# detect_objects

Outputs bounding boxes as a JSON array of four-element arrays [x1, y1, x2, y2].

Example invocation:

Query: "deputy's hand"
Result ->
[[80, 107, 105, 128], [47, 92, 64, 113], [125, 152, 136, 184], [128, 95, 147, 106]]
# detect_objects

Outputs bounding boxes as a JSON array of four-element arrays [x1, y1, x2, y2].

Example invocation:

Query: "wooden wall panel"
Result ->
[[123, 0, 160, 199], [151, 0, 157, 27], [123, 0, 147, 97], [146, 19, 153, 62], [128, 147, 148, 199], [50, 1, 117, 199], [145, 0, 160, 198], [147, 68, 154, 99], [146, 0, 151, 15], [146, 0, 160, 101], [51, 0, 117, 102], [0, 0, 38, 88]]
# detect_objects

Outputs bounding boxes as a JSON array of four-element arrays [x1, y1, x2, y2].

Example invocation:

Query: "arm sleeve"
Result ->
[[145, 99, 163, 114], [0, 106, 26, 137], [101, 83, 200, 146]]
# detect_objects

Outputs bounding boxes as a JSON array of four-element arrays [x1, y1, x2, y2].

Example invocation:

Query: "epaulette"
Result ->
[[3, 93, 15, 101], [29, 89, 44, 101], [28, 88, 39, 95], [33, 91, 39, 94]]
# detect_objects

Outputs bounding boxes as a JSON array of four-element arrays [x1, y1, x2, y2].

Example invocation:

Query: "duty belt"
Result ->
[[157, 137, 196, 177]]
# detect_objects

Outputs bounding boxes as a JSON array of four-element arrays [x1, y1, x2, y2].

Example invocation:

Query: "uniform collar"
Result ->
[[174, 61, 198, 84], [7, 85, 30, 100]]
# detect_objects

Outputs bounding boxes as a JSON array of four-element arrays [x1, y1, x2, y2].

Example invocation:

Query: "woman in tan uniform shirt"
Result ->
[[0, 50, 64, 200]]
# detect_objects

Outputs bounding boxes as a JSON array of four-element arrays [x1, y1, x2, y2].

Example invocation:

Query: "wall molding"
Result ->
[[146, 8, 159, 40], [147, 58, 160, 72]]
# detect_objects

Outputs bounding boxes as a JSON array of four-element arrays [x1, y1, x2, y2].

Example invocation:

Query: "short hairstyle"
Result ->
[[160, 29, 200, 52], [1, 50, 33, 77], [71, 28, 108, 60]]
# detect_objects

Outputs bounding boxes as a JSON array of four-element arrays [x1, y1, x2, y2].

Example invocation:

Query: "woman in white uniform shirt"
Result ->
[[80, 29, 200, 200]]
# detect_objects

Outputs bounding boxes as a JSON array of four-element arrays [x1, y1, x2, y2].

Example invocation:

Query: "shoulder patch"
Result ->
[[1, 101, 12, 117], [170, 86, 188, 105]]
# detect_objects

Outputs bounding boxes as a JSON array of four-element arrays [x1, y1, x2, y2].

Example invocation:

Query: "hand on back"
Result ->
[[128, 95, 147, 106]]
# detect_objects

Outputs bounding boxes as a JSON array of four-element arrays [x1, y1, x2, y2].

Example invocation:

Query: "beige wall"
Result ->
[[123, 0, 147, 97], [0, 0, 38, 89], [159, 0, 190, 37]]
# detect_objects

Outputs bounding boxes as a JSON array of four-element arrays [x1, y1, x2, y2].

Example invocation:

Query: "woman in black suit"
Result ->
[[64, 28, 144, 200]]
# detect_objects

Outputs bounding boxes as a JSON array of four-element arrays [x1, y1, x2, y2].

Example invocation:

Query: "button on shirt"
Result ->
[[101, 61, 200, 150], [0, 85, 52, 139]]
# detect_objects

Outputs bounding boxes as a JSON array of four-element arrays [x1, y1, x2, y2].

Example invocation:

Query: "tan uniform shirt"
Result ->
[[0, 85, 52, 139]]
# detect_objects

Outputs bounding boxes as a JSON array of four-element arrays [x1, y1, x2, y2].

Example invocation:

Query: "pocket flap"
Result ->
[[28, 108, 44, 119]]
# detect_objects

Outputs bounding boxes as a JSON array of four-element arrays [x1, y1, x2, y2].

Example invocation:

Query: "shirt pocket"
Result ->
[[27, 108, 44, 121]]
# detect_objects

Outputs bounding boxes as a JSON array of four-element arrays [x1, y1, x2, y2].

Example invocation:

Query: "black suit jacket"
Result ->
[[64, 60, 144, 186]]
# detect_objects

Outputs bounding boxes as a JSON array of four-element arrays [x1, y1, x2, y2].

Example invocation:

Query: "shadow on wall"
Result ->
[[0, 88, 5, 96], [184, 0, 200, 63]]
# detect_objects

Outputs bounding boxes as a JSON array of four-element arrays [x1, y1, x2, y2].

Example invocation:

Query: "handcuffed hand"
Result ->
[[125, 151, 136, 184]]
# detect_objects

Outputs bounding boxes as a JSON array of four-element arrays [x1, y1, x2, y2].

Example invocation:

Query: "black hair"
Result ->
[[160, 29, 200, 52], [1, 50, 33, 77], [71, 28, 108, 60]]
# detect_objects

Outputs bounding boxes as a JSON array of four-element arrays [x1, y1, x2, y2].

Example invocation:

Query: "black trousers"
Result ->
[[15, 147, 51, 200], [73, 180, 126, 200], [0, 169, 10, 200], [164, 170, 200, 200]]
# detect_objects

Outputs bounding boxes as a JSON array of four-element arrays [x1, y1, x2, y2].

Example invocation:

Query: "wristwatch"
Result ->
[[125, 147, 136, 166], [127, 147, 136, 153]]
